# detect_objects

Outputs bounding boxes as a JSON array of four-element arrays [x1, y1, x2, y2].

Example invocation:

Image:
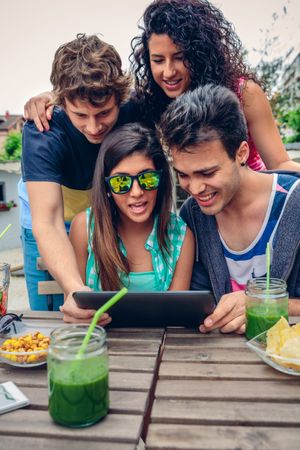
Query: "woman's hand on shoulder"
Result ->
[[24, 91, 54, 132]]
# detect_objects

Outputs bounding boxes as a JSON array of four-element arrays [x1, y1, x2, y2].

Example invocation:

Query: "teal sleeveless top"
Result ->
[[85, 208, 187, 291]]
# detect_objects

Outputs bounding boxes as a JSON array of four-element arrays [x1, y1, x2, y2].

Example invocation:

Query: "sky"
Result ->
[[0, 0, 299, 115]]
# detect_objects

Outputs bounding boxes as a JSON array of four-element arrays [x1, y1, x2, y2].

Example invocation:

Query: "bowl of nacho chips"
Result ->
[[246, 317, 300, 376]]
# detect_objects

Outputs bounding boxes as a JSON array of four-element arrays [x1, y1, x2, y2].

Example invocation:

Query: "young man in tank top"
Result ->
[[160, 84, 300, 334]]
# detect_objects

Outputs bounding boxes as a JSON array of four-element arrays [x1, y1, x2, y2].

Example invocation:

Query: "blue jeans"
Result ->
[[21, 227, 64, 311]]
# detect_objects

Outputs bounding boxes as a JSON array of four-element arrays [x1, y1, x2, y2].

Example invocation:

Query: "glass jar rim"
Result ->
[[49, 324, 106, 355], [245, 277, 288, 298], [246, 277, 287, 288]]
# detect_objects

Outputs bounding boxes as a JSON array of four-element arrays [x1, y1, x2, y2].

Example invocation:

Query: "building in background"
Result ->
[[281, 52, 300, 108], [0, 112, 24, 152], [0, 162, 20, 250]]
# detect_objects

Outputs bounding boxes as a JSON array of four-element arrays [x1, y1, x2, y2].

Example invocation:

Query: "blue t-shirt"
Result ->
[[19, 101, 139, 229]]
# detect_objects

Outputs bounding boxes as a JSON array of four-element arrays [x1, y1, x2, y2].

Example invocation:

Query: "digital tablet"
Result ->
[[73, 290, 215, 328]]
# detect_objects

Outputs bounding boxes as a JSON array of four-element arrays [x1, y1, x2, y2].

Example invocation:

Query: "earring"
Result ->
[[107, 192, 111, 198], [241, 162, 246, 167]]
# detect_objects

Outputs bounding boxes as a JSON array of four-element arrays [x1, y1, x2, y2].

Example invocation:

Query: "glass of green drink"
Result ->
[[48, 324, 109, 427], [245, 278, 289, 340]]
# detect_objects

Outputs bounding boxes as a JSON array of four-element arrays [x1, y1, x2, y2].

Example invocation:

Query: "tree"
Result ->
[[1, 131, 22, 161], [281, 108, 300, 143], [252, 5, 299, 141]]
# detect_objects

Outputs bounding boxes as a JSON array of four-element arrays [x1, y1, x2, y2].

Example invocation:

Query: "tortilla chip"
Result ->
[[266, 319, 300, 371], [266, 316, 289, 354]]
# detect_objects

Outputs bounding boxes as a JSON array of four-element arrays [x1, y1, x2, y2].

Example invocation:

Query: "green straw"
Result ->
[[266, 242, 271, 299], [0, 224, 12, 239], [76, 287, 128, 359]]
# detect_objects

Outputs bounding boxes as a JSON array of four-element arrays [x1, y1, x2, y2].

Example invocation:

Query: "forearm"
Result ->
[[273, 159, 300, 172], [33, 224, 85, 296], [288, 299, 300, 316]]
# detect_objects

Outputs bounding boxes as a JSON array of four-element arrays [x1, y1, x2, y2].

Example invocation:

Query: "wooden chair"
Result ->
[[36, 257, 63, 311]]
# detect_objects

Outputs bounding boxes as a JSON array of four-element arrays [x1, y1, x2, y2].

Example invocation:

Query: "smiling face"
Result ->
[[64, 95, 119, 144], [148, 33, 191, 99], [172, 140, 246, 216], [109, 152, 158, 225]]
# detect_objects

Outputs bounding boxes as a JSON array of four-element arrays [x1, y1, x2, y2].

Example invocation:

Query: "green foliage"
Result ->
[[252, 5, 299, 143], [281, 108, 300, 143], [284, 109, 300, 132], [0, 131, 22, 161]]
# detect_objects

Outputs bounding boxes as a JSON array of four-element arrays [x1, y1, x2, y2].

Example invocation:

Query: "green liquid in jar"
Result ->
[[246, 306, 288, 340], [48, 356, 109, 427]]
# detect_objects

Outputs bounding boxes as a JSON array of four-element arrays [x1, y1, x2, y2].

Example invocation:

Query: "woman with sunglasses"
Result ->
[[69, 122, 194, 294]]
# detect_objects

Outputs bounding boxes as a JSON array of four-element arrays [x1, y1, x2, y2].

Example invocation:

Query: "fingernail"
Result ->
[[205, 318, 212, 327], [199, 325, 206, 333]]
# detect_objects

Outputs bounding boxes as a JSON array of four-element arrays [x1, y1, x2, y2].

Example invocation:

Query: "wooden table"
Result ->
[[1, 313, 300, 449], [0, 311, 164, 450], [146, 327, 300, 450]]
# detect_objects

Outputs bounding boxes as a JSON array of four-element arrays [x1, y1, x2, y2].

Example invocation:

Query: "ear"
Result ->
[[236, 141, 250, 166]]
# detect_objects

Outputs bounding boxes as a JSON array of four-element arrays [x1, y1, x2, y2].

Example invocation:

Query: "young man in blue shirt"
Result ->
[[19, 34, 133, 321]]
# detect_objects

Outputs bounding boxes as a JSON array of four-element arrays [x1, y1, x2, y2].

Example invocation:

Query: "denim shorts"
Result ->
[[21, 227, 64, 311]]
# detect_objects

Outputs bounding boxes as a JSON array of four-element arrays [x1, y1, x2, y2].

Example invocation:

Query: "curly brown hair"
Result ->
[[130, 0, 260, 124], [51, 33, 132, 107]]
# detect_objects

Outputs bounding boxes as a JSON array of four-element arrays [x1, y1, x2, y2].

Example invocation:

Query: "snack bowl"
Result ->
[[246, 330, 300, 376], [0, 325, 51, 368]]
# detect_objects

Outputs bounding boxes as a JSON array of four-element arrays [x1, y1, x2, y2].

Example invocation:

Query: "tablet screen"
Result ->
[[73, 290, 215, 328]]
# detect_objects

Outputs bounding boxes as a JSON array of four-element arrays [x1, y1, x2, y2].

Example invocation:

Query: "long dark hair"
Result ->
[[130, 0, 260, 124], [91, 122, 173, 290]]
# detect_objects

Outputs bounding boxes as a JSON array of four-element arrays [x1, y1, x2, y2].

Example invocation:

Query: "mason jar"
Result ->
[[245, 277, 289, 340], [48, 324, 109, 427]]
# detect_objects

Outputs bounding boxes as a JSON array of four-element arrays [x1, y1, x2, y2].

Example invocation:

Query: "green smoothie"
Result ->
[[48, 356, 109, 427], [246, 307, 288, 340]]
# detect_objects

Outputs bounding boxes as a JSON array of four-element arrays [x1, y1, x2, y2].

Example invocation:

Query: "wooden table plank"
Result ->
[[108, 339, 163, 355], [0, 366, 154, 391], [109, 355, 157, 372], [146, 424, 300, 450], [162, 347, 262, 363], [151, 398, 300, 426], [155, 378, 300, 402], [0, 410, 142, 444], [158, 361, 292, 380], [19, 386, 149, 415], [164, 335, 246, 349], [4, 436, 133, 450]]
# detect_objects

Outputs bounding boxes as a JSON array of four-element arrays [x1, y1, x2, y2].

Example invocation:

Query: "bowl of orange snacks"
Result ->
[[246, 317, 300, 376], [0, 328, 50, 367]]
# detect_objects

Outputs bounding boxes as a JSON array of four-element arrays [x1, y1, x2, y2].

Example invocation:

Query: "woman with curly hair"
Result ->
[[130, 0, 299, 171], [24, 0, 299, 171]]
